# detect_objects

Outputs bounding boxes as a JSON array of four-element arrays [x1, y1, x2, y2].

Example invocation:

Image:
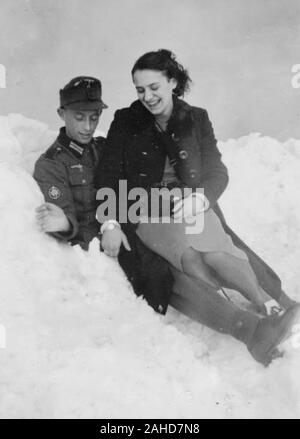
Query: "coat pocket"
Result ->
[[68, 167, 93, 186]]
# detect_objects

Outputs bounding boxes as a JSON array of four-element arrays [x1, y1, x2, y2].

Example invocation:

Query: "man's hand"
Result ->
[[36, 202, 71, 233], [101, 228, 131, 258]]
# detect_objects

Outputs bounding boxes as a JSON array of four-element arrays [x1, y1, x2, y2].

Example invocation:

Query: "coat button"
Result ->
[[171, 133, 180, 141], [189, 169, 197, 179], [179, 150, 188, 160], [142, 151, 148, 155], [82, 179, 86, 184]]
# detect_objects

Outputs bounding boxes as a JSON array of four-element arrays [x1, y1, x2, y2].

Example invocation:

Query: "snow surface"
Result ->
[[0, 114, 299, 419]]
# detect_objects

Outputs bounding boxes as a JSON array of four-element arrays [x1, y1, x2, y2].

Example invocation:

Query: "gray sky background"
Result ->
[[0, 0, 299, 140]]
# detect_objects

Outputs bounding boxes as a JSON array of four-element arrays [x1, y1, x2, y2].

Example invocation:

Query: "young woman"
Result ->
[[97, 49, 299, 366]]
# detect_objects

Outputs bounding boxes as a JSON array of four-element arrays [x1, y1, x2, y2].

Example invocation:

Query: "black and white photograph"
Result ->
[[0, 0, 300, 421]]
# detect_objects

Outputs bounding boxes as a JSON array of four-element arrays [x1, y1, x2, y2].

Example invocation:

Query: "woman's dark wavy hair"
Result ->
[[131, 49, 191, 97]]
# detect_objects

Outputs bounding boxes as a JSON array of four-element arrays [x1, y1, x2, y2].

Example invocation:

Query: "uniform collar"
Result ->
[[57, 127, 94, 158]]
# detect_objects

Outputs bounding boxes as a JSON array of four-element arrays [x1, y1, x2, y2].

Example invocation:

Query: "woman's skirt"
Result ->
[[136, 208, 248, 272]]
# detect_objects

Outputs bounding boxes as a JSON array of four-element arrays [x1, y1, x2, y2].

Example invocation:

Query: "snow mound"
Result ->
[[0, 116, 299, 418], [219, 134, 300, 297]]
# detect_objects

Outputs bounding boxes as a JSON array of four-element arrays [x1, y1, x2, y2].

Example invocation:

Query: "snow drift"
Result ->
[[0, 114, 299, 418]]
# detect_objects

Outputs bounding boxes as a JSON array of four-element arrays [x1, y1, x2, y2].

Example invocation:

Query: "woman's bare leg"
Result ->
[[202, 251, 277, 310], [180, 247, 283, 314], [180, 247, 221, 289]]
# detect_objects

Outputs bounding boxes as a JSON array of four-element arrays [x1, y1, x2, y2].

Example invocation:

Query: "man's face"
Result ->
[[59, 108, 101, 144]]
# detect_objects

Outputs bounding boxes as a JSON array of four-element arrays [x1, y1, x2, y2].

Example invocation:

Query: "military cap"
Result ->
[[59, 76, 108, 110]]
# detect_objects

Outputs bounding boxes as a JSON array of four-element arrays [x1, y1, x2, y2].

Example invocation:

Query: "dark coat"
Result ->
[[96, 97, 284, 313], [97, 97, 228, 207]]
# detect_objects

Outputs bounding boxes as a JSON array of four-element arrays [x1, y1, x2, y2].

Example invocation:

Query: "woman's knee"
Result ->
[[202, 251, 227, 266], [181, 248, 204, 272]]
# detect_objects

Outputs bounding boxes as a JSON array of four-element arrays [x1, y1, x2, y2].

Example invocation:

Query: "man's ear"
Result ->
[[57, 108, 65, 121]]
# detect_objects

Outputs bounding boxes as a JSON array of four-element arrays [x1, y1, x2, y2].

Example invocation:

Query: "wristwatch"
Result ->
[[106, 223, 118, 231]]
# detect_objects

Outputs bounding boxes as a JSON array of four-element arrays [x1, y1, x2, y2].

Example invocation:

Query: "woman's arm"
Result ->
[[195, 109, 229, 207]]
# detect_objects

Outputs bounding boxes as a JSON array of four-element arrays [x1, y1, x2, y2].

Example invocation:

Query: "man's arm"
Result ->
[[33, 157, 79, 240]]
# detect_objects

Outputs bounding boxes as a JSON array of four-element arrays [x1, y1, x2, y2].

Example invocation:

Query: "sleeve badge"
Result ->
[[48, 186, 62, 200]]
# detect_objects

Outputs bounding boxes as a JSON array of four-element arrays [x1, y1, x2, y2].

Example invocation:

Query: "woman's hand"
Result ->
[[101, 228, 131, 258], [36, 202, 70, 233], [172, 193, 209, 220]]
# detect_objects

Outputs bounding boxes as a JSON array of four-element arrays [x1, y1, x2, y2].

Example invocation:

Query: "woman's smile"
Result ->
[[145, 99, 162, 111]]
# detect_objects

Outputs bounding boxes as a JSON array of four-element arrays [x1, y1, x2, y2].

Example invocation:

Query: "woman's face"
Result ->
[[133, 69, 177, 119]]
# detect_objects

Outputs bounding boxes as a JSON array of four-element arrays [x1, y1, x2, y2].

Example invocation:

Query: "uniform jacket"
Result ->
[[96, 97, 284, 313], [34, 127, 105, 249]]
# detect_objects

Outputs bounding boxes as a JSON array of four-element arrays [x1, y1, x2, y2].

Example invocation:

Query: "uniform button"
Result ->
[[142, 151, 148, 155], [179, 150, 188, 160], [189, 169, 197, 178], [82, 179, 86, 184], [171, 133, 180, 141]]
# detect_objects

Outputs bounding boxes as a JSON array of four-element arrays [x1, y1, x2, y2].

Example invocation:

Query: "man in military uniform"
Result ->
[[34, 76, 130, 251]]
